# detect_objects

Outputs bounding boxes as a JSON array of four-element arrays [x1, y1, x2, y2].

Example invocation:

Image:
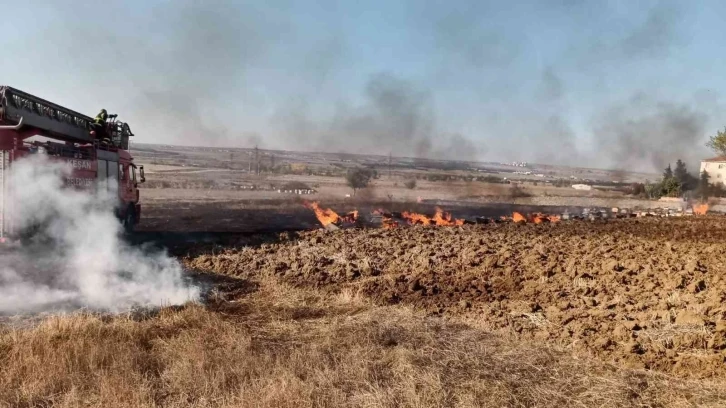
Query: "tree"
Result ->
[[706, 127, 726, 156], [644, 181, 662, 199], [663, 164, 673, 179], [630, 182, 646, 197], [698, 170, 711, 201], [661, 177, 682, 197], [712, 182, 726, 197], [404, 179, 417, 189], [345, 168, 374, 196], [672, 159, 697, 191], [674, 160, 687, 182]]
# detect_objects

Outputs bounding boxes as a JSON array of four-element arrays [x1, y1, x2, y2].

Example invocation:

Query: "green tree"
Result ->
[[706, 127, 726, 156], [644, 180, 662, 199], [712, 182, 726, 197], [663, 164, 673, 179], [630, 182, 646, 197], [673, 159, 697, 191], [661, 177, 682, 197], [698, 170, 711, 201], [345, 168, 375, 196]]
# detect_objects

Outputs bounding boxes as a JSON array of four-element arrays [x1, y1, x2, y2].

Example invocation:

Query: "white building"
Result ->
[[700, 156, 726, 185]]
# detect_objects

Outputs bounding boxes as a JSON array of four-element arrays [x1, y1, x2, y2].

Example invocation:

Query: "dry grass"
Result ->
[[1, 278, 725, 408]]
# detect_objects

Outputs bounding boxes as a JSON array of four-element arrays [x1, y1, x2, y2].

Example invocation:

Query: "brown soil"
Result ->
[[187, 216, 726, 379]]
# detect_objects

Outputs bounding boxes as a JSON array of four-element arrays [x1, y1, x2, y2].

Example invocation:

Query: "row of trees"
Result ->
[[624, 127, 726, 200], [637, 160, 724, 200]]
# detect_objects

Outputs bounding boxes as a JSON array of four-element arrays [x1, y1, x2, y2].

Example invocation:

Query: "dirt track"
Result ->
[[187, 216, 726, 378]]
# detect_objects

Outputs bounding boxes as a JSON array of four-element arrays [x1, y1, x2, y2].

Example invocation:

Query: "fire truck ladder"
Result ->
[[0, 86, 133, 149]]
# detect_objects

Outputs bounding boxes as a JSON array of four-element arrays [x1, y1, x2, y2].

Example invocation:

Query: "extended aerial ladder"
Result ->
[[0, 86, 143, 240], [0, 86, 133, 149]]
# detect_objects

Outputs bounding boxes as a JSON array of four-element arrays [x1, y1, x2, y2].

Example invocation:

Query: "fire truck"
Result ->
[[0, 86, 145, 241]]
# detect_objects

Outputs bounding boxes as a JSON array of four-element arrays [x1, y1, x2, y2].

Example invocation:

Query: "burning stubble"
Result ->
[[0, 155, 199, 314]]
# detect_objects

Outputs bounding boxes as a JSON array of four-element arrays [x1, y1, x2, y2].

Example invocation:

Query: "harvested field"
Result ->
[[2, 279, 726, 407], [188, 216, 726, 379]]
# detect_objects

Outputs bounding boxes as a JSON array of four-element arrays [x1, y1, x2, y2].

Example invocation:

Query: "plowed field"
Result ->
[[188, 217, 726, 378]]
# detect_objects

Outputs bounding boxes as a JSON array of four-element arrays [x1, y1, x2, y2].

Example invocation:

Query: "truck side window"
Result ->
[[132, 166, 137, 183]]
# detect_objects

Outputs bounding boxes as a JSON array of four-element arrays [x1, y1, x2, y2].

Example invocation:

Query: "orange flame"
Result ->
[[348, 210, 359, 221], [432, 207, 466, 226], [511, 212, 560, 224], [693, 204, 709, 215], [304, 202, 358, 226], [402, 207, 466, 226], [402, 211, 433, 225], [382, 219, 399, 229]]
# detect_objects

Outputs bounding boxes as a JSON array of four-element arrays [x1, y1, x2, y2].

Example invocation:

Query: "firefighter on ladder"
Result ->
[[91, 109, 112, 145]]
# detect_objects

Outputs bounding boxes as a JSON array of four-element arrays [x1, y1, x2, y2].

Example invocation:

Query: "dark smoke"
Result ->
[[275, 72, 481, 161], [620, 1, 680, 59], [2, 0, 713, 169], [129, 1, 292, 148], [592, 93, 709, 173], [18, 0, 297, 148]]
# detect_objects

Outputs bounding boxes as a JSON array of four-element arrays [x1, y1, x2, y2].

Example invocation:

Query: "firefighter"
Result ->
[[91, 109, 110, 144], [95, 108, 108, 124]]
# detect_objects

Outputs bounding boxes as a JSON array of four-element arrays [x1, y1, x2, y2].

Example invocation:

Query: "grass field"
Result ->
[[2, 278, 726, 407]]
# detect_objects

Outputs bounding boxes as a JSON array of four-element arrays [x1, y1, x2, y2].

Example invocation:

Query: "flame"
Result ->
[[431, 207, 464, 226], [347, 210, 359, 222], [304, 202, 358, 226], [511, 211, 560, 224], [512, 212, 527, 223], [401, 207, 465, 226], [402, 211, 433, 225], [693, 204, 709, 215], [382, 219, 399, 229]]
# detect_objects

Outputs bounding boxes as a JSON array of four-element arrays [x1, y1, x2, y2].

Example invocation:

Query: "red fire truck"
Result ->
[[0, 86, 145, 241]]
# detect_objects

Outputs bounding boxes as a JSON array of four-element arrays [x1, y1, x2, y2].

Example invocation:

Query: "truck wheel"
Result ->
[[123, 205, 136, 233]]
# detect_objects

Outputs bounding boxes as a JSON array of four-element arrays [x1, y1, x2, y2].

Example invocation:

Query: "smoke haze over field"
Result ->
[[2, 1, 726, 171], [0, 155, 198, 314]]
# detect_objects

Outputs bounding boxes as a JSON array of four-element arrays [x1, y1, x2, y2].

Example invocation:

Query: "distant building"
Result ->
[[571, 184, 592, 191], [700, 156, 726, 184]]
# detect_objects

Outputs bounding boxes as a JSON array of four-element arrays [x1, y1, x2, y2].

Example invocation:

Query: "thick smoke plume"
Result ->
[[275, 73, 481, 161], [0, 155, 198, 314], [592, 94, 710, 173], [4, 1, 714, 168]]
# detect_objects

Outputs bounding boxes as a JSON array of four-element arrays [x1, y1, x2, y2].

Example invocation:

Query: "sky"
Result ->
[[2, 0, 726, 172]]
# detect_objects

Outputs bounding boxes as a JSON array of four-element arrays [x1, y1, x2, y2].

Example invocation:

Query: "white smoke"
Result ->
[[0, 154, 199, 314]]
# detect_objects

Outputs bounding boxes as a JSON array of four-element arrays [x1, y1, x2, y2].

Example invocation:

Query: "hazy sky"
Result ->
[[2, 0, 724, 171]]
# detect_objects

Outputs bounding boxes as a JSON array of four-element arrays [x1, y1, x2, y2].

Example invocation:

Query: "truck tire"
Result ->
[[122, 205, 136, 233]]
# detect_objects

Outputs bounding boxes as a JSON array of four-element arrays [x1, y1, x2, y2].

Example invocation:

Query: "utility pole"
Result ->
[[254, 145, 260, 175], [248, 150, 252, 173], [388, 152, 392, 180]]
